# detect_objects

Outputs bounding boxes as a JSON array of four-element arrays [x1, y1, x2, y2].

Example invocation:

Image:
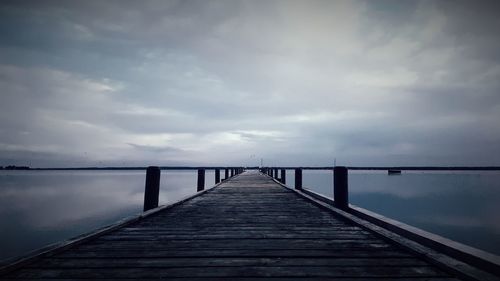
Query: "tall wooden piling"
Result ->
[[197, 169, 205, 192], [295, 168, 302, 189], [281, 169, 286, 184], [215, 168, 220, 184], [334, 166, 348, 209], [143, 166, 160, 212]]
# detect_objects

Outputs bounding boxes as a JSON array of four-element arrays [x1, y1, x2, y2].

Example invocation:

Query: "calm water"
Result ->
[[0, 170, 214, 263], [0, 170, 499, 263]]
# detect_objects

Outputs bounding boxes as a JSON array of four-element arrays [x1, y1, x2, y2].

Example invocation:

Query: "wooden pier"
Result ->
[[1, 170, 499, 280]]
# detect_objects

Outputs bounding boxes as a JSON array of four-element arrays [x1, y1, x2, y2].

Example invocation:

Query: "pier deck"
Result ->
[[0, 171, 491, 280]]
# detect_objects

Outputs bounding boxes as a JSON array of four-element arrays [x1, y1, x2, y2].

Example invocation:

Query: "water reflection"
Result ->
[[0, 170, 213, 263]]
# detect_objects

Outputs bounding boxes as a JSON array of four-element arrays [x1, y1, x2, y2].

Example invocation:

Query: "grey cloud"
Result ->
[[1, 0, 500, 167], [127, 143, 187, 154]]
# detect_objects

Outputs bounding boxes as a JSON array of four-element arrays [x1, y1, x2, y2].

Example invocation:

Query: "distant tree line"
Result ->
[[0, 165, 31, 170]]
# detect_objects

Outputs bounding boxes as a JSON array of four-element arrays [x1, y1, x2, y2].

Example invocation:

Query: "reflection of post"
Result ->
[[280, 169, 286, 184], [197, 169, 205, 192], [334, 166, 348, 209], [215, 168, 220, 184], [295, 168, 302, 189], [143, 166, 160, 212]]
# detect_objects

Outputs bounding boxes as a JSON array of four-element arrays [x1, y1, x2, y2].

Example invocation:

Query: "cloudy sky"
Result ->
[[1, 0, 499, 168]]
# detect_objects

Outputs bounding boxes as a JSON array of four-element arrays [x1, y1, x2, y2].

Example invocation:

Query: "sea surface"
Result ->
[[0, 169, 499, 263]]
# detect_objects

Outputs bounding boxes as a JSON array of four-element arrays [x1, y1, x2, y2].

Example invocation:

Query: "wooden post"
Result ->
[[143, 166, 160, 212], [274, 168, 278, 180], [295, 168, 302, 189], [231, 168, 234, 177], [281, 169, 286, 184], [225, 168, 229, 180], [197, 169, 205, 192], [215, 168, 220, 184], [334, 166, 348, 209]]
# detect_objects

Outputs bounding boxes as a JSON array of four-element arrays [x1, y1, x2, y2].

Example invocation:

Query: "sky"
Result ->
[[1, 0, 500, 168]]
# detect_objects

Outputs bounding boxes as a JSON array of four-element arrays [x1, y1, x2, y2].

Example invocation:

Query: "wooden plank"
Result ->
[[8, 266, 448, 279], [56, 249, 414, 258], [31, 257, 429, 268], [0, 277, 463, 281]]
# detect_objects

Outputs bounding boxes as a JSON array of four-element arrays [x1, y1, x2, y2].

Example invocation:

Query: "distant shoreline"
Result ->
[[2, 166, 500, 171]]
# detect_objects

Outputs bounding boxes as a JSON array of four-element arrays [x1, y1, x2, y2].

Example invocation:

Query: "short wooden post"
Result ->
[[197, 168, 205, 192], [274, 168, 278, 179], [334, 166, 348, 209], [280, 169, 286, 184], [231, 168, 234, 177], [295, 168, 302, 189], [225, 168, 229, 180], [143, 166, 160, 212], [215, 168, 220, 184]]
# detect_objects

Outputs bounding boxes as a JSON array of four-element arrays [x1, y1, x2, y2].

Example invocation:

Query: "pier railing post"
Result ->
[[334, 166, 348, 209], [197, 168, 205, 192], [231, 168, 234, 177], [280, 169, 286, 184], [225, 168, 229, 180], [215, 168, 220, 184], [143, 166, 160, 212], [295, 168, 302, 189], [274, 168, 278, 180]]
